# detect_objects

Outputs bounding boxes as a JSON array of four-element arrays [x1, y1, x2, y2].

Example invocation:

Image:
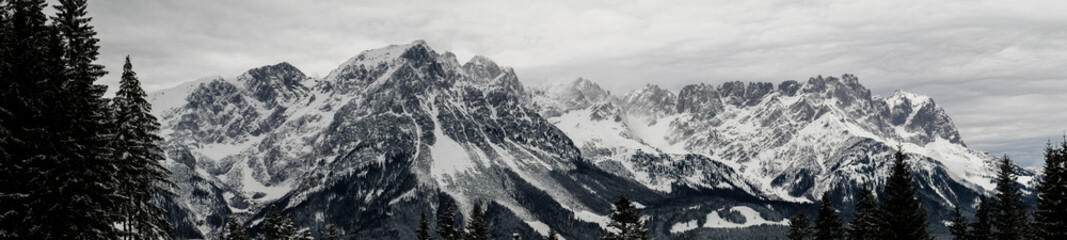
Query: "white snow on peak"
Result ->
[[148, 76, 220, 116], [466, 55, 496, 67], [887, 89, 932, 108], [325, 40, 432, 80]]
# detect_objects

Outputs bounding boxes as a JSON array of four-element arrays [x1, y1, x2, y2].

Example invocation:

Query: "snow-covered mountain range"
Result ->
[[148, 40, 1031, 239]]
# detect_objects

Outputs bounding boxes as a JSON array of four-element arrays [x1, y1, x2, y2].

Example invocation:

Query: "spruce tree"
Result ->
[[879, 149, 931, 240], [971, 196, 993, 240], [323, 224, 340, 240], [465, 201, 491, 240], [788, 212, 813, 240], [262, 205, 296, 240], [417, 211, 432, 240], [222, 217, 249, 240], [113, 55, 174, 240], [46, 0, 121, 238], [545, 229, 560, 240], [295, 230, 313, 240], [1034, 141, 1067, 240], [814, 192, 844, 240], [992, 156, 1027, 240], [438, 202, 462, 240], [949, 205, 970, 240], [603, 194, 649, 240], [848, 184, 882, 240], [0, 0, 65, 238]]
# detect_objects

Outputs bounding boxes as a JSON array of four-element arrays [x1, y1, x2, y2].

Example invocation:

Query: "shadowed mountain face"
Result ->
[[150, 41, 1031, 239]]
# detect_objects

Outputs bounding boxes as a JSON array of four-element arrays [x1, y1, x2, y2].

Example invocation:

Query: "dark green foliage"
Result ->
[[262, 205, 296, 240], [114, 55, 174, 239], [950, 205, 969, 240], [992, 156, 1027, 240], [417, 211, 432, 240], [466, 201, 491, 240], [879, 149, 931, 240], [222, 217, 249, 240], [545, 229, 560, 240], [788, 212, 813, 240], [814, 192, 844, 240], [1035, 141, 1067, 240], [971, 196, 993, 240], [848, 184, 883, 240], [603, 194, 649, 240], [438, 201, 462, 240]]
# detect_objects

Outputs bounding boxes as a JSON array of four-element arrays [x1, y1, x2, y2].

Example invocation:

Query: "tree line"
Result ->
[[217, 205, 341, 240], [789, 141, 1067, 240], [410, 195, 649, 240], [1, 0, 173, 239]]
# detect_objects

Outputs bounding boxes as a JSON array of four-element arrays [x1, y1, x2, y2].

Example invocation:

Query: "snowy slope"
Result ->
[[150, 42, 1025, 239]]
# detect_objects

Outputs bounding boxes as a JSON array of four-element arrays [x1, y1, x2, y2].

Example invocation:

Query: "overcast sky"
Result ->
[[87, 0, 1066, 167]]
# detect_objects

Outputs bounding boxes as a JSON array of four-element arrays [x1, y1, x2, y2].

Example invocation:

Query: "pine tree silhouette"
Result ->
[[879, 149, 931, 240]]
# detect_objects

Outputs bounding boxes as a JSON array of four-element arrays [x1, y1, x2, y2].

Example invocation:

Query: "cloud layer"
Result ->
[[87, 0, 1067, 166]]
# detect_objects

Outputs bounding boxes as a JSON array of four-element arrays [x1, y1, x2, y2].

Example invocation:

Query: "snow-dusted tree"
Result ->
[[0, 1, 57, 237], [417, 211, 432, 240], [970, 196, 993, 240], [261, 205, 296, 240], [1034, 141, 1067, 240], [814, 192, 844, 240], [788, 212, 813, 240], [437, 202, 462, 240], [602, 194, 648, 240], [545, 229, 560, 240], [992, 156, 1027, 240], [295, 230, 313, 240], [879, 149, 930, 240], [222, 217, 249, 240], [949, 205, 969, 240], [323, 224, 340, 240], [113, 55, 173, 239], [848, 184, 883, 240], [465, 201, 491, 240]]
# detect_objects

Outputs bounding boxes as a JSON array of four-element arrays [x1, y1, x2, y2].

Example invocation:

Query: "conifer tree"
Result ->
[[45, 0, 122, 238], [603, 194, 648, 240], [814, 192, 844, 240], [949, 205, 970, 240], [879, 149, 931, 240], [222, 217, 249, 240], [113, 55, 174, 240], [788, 212, 813, 240], [992, 156, 1027, 240], [262, 205, 296, 240], [323, 224, 340, 240], [417, 211, 432, 240], [848, 184, 882, 240], [1034, 141, 1067, 240], [0, 0, 66, 238], [545, 229, 560, 240], [466, 201, 491, 240], [438, 202, 462, 240], [295, 230, 313, 240], [971, 196, 993, 240]]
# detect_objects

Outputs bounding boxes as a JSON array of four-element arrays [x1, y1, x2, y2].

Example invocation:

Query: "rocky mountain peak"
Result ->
[[622, 84, 677, 117], [886, 89, 964, 145], [236, 62, 310, 107]]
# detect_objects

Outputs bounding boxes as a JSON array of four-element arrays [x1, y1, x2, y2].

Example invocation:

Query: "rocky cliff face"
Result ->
[[151, 41, 1030, 239]]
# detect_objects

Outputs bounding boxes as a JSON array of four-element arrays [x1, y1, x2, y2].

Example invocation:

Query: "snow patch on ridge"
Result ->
[[702, 206, 786, 228]]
